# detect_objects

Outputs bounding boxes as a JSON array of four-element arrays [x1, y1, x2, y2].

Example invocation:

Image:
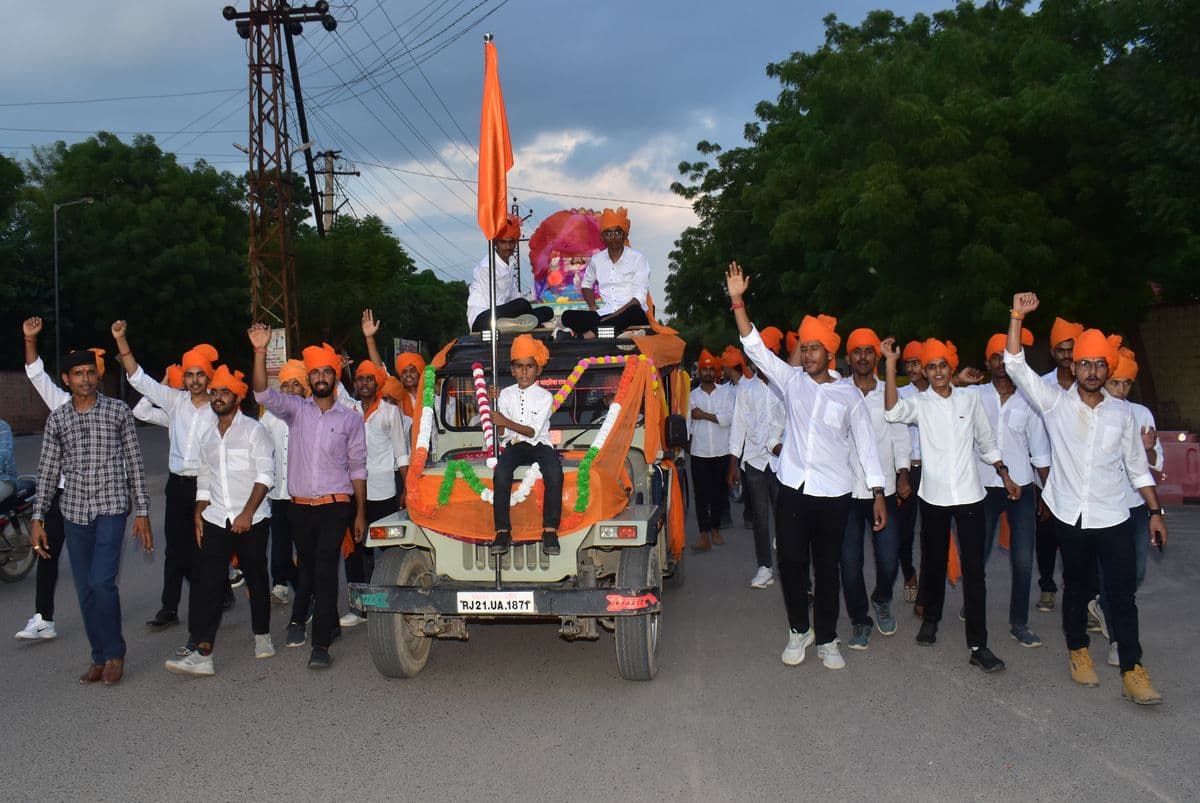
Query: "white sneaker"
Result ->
[[817, 639, 846, 670], [1087, 597, 1108, 639], [1107, 641, 1119, 667], [15, 613, 57, 641], [165, 650, 215, 676], [339, 612, 367, 628], [271, 584, 290, 605], [496, 314, 538, 333], [255, 634, 276, 659], [781, 628, 814, 666], [229, 567, 245, 588], [750, 566, 774, 589]]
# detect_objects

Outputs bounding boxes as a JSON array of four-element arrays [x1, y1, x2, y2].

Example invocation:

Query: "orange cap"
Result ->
[[721, 345, 747, 375], [354, 360, 388, 387], [181, 343, 219, 379], [510, 334, 549, 367], [381, 376, 406, 404], [87, 348, 107, 378], [697, 349, 719, 370], [301, 343, 340, 374], [797, 314, 840, 356], [599, 207, 630, 234], [395, 352, 427, 378], [164, 364, 184, 390], [1073, 330, 1120, 368], [845, 328, 881, 356], [209, 364, 248, 400], [278, 359, 309, 389], [1050, 317, 1085, 349], [1111, 346, 1138, 381], [902, 340, 923, 362], [986, 328, 1033, 359], [495, 213, 521, 241], [921, 338, 959, 372], [786, 331, 799, 355], [759, 326, 784, 355]]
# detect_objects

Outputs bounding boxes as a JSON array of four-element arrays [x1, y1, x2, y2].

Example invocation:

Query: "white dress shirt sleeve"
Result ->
[[890, 419, 911, 473], [848, 398, 886, 490], [251, 423, 275, 491], [195, 431, 213, 503], [1005, 349, 1060, 414], [1122, 410, 1156, 491], [741, 326, 796, 394], [1025, 406, 1052, 470], [972, 394, 1003, 466], [883, 394, 918, 425], [388, 404, 410, 468], [132, 397, 170, 427], [24, 357, 71, 410], [128, 366, 182, 412], [728, 393, 748, 461]]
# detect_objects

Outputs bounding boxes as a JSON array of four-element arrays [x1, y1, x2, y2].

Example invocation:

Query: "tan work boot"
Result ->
[[690, 532, 712, 553], [711, 529, 725, 546], [1068, 647, 1099, 687], [1121, 664, 1163, 705]]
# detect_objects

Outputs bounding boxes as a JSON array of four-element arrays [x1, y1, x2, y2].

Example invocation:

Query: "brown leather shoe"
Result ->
[[711, 530, 725, 546], [79, 664, 104, 685], [690, 533, 712, 553], [101, 658, 124, 685]]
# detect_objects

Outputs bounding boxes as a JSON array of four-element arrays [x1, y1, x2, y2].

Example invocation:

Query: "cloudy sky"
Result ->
[[2, 0, 955, 316]]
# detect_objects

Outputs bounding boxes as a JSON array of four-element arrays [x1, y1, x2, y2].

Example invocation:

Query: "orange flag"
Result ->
[[477, 37, 513, 240]]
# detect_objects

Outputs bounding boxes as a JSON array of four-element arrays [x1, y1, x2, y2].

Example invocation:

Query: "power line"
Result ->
[[0, 125, 242, 136], [0, 88, 241, 107]]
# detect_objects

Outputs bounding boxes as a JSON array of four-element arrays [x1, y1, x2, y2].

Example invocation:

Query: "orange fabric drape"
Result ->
[[661, 458, 686, 560], [476, 40, 513, 240], [947, 530, 961, 586], [998, 512, 1011, 552]]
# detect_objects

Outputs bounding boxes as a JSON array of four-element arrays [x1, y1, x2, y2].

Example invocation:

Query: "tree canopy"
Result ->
[[665, 0, 1199, 355], [0, 133, 465, 374]]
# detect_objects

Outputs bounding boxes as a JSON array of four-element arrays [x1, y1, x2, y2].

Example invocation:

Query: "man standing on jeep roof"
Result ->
[[727, 262, 886, 672], [249, 324, 368, 671]]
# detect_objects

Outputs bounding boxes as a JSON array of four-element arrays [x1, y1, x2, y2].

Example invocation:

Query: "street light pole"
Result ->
[[52, 197, 94, 377]]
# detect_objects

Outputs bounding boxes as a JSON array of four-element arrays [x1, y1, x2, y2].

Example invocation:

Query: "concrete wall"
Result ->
[[1139, 302, 1200, 432]]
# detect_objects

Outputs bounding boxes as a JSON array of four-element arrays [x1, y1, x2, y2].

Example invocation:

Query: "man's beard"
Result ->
[[311, 383, 334, 398]]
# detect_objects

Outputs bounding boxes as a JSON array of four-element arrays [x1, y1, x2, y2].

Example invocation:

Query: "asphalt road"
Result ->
[[4, 427, 1197, 802]]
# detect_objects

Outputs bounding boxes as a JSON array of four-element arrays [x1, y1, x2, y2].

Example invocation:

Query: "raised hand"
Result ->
[[362, 308, 381, 338], [22, 317, 43, 338], [248, 322, 271, 350], [1011, 292, 1039, 317], [725, 262, 750, 299], [1141, 426, 1158, 451], [111, 320, 128, 340], [956, 366, 985, 385], [881, 337, 901, 364]]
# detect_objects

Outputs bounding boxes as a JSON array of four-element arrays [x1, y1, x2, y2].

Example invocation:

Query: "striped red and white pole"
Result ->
[[472, 362, 498, 467]]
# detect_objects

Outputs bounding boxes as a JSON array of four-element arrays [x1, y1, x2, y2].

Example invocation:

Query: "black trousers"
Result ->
[[1035, 487, 1059, 592], [269, 498, 297, 589], [493, 442, 563, 532], [1056, 516, 1142, 671], [161, 473, 198, 612], [561, 305, 649, 337], [344, 497, 395, 583], [191, 519, 271, 647], [742, 464, 778, 569], [918, 499, 988, 649], [470, 300, 554, 332], [689, 455, 728, 532], [34, 490, 65, 621], [895, 465, 921, 582], [774, 485, 850, 645], [289, 501, 353, 649]]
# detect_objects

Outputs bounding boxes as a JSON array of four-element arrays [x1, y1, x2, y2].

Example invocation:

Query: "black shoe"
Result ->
[[146, 609, 179, 628], [541, 530, 560, 556], [916, 620, 937, 645], [969, 647, 1005, 673], [285, 622, 306, 648], [307, 647, 332, 669], [489, 531, 512, 556]]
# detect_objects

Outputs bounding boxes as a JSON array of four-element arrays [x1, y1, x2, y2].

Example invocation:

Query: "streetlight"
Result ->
[[53, 197, 95, 377]]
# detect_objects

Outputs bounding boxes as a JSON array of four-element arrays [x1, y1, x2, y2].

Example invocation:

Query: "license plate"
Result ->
[[456, 591, 537, 615]]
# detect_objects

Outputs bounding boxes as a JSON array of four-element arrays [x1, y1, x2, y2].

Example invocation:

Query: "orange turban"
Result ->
[[209, 364, 248, 400], [164, 364, 184, 389], [87, 348, 107, 378], [786, 331, 799, 355], [381, 376, 406, 404], [302, 343, 340, 374], [395, 352, 426, 378], [1111, 347, 1138, 381], [902, 340, 923, 362], [921, 338, 959, 371], [797, 314, 840, 356], [760, 326, 784, 355], [1072, 329, 1120, 368], [721, 345, 748, 375], [599, 207, 631, 234], [181, 343, 219, 378], [277, 358, 309, 389], [495, 213, 521, 241], [355, 360, 388, 387], [697, 349, 719, 370], [986, 328, 1033, 359], [1050, 317, 1085, 348], [511, 334, 549, 367], [845, 328, 881, 356]]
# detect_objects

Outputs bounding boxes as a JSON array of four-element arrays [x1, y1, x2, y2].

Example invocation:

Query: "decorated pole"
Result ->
[[472, 362, 498, 467]]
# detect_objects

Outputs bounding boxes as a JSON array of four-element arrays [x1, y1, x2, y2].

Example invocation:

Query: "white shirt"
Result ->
[[25, 357, 70, 489], [132, 397, 170, 428], [689, 383, 734, 458], [742, 326, 884, 496], [1124, 402, 1162, 509], [343, 397, 411, 500], [884, 384, 1001, 507], [1006, 349, 1155, 528], [728, 375, 784, 472], [128, 366, 217, 476], [196, 411, 274, 527], [582, 247, 650, 316], [467, 253, 523, 328], [896, 382, 922, 462], [841, 377, 911, 498], [497, 383, 554, 448], [973, 383, 1051, 488], [259, 410, 292, 501]]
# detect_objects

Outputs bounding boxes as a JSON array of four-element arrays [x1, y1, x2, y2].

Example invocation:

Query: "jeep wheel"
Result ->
[[615, 544, 661, 681], [367, 548, 434, 678]]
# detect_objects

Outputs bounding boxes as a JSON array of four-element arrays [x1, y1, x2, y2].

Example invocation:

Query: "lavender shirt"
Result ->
[[255, 388, 367, 498]]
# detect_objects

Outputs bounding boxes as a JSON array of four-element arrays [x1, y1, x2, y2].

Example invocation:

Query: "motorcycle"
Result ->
[[0, 475, 37, 582]]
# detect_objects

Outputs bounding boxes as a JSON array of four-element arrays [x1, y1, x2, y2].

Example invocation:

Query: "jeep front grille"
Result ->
[[463, 541, 551, 572]]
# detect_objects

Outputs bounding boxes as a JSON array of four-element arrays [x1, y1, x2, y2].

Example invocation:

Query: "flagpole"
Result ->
[[484, 33, 500, 400]]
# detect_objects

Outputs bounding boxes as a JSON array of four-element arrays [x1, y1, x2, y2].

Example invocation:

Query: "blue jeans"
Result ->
[[840, 495, 900, 626], [982, 485, 1036, 627], [63, 514, 128, 664], [1098, 504, 1150, 642]]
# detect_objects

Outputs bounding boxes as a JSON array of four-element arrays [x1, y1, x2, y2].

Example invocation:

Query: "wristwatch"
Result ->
[[1148, 507, 1165, 517]]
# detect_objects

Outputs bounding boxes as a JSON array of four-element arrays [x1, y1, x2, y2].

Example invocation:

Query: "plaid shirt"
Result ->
[[33, 393, 151, 525]]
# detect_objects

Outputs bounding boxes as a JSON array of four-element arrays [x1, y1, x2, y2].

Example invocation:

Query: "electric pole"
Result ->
[[316, 150, 359, 232], [222, 1, 336, 354]]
